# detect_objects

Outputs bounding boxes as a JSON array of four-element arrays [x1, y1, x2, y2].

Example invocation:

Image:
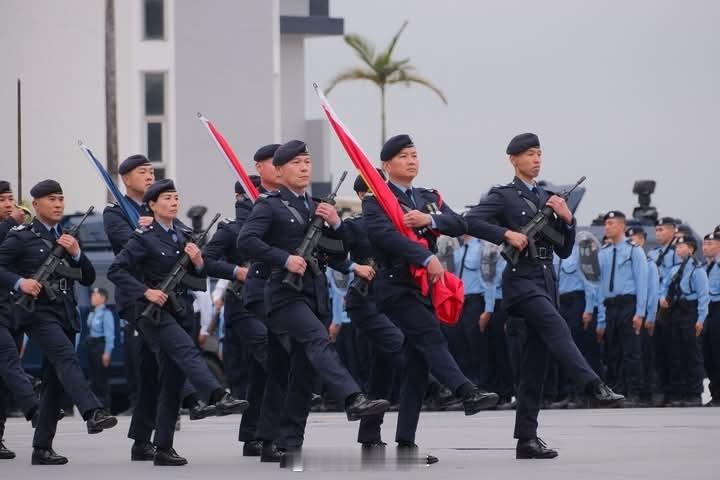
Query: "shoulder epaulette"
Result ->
[[11, 224, 29, 232], [220, 217, 233, 225], [134, 225, 152, 234], [260, 191, 279, 199], [106, 202, 119, 209], [601, 243, 611, 249]]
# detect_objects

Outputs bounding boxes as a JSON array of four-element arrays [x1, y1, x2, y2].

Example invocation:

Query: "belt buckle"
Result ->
[[538, 247, 548, 258], [58, 278, 68, 292]]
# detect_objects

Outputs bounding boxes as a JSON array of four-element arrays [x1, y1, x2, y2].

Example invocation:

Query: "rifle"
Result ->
[[666, 258, 689, 310], [140, 213, 221, 326], [348, 258, 377, 297], [16, 206, 94, 312], [282, 171, 348, 292], [501, 177, 586, 266]]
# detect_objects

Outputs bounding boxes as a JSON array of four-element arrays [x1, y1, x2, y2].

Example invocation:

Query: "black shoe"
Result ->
[[361, 440, 387, 449], [31, 448, 68, 465], [189, 401, 216, 420], [243, 440, 263, 457], [131, 441, 156, 461], [462, 389, 500, 415], [214, 393, 249, 416], [705, 398, 719, 407], [516, 438, 558, 459], [426, 385, 463, 411], [586, 381, 624, 407], [154, 448, 188, 466], [260, 442, 284, 463], [86, 409, 118, 434], [0, 440, 16, 460], [345, 394, 391, 421], [397, 441, 439, 465], [279, 448, 301, 469]]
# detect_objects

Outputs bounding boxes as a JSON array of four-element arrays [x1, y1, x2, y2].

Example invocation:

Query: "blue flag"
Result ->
[[78, 141, 139, 228]]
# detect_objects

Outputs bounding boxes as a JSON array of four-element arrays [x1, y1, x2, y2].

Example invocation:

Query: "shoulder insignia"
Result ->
[[106, 202, 119, 208], [601, 243, 611, 249], [259, 191, 279, 199], [220, 217, 232, 225], [11, 224, 29, 232]]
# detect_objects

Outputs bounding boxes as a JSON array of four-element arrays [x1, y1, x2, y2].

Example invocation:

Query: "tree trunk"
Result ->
[[380, 84, 387, 146], [105, 0, 118, 202]]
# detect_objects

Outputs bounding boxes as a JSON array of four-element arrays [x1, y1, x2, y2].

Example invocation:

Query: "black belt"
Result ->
[[524, 246, 554, 260], [603, 294, 636, 307], [559, 291, 584, 302]]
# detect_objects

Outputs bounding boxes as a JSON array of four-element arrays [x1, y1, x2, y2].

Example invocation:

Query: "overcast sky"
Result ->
[[305, 0, 719, 233]]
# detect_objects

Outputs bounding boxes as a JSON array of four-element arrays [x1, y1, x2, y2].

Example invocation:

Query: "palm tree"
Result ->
[[325, 21, 447, 145]]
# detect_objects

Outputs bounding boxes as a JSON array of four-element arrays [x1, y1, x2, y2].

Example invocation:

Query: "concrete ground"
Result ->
[[1, 407, 717, 479]]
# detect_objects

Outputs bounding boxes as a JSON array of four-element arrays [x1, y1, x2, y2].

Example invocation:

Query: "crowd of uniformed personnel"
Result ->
[[0, 132, 718, 466]]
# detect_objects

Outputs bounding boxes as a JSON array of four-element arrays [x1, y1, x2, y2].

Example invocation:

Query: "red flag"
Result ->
[[197, 113, 260, 201], [314, 84, 464, 325]]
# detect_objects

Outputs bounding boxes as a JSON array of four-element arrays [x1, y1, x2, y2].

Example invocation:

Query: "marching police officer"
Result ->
[[203, 169, 281, 457], [0, 181, 39, 460], [465, 133, 623, 459], [363, 134, 499, 462], [108, 179, 248, 466], [237, 140, 390, 464], [702, 231, 720, 406], [659, 235, 709, 407], [238, 144, 291, 463], [344, 173, 421, 457], [595, 212, 648, 407], [626, 226, 660, 405], [0, 180, 117, 465]]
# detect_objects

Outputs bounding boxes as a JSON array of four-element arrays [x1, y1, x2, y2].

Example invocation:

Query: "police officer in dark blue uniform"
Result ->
[[344, 173, 417, 455], [108, 179, 248, 466], [103, 154, 161, 461], [202, 164, 280, 457], [237, 144, 292, 463], [0, 180, 118, 465], [465, 133, 623, 459], [362, 134, 499, 461], [237, 140, 391, 463], [0, 181, 39, 460]]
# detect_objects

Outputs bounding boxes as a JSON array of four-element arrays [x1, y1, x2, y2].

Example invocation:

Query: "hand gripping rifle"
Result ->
[[140, 213, 221, 326], [501, 177, 586, 266], [16, 206, 94, 312], [282, 171, 348, 292], [348, 258, 377, 297]]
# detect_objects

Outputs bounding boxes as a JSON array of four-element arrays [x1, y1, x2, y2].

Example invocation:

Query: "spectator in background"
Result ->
[[86, 288, 115, 409]]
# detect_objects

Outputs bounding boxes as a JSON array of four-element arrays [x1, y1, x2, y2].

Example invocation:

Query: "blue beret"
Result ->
[[625, 226, 646, 238], [143, 179, 176, 204], [30, 179, 63, 198], [0, 181, 10, 195], [655, 217, 677, 227], [506, 133, 540, 155], [380, 134, 414, 162], [353, 169, 386, 193], [234, 175, 262, 195], [253, 144, 281, 162], [273, 140, 309, 166], [119, 154, 151, 175], [603, 210, 626, 222]]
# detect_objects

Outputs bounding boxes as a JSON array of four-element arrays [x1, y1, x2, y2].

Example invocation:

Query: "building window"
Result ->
[[143, 0, 165, 40], [143, 72, 166, 165]]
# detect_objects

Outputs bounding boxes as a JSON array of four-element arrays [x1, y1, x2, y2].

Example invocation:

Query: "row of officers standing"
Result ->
[[0, 132, 716, 467]]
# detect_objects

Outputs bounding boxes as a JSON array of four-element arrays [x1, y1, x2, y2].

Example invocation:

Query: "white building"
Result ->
[[0, 0, 344, 223]]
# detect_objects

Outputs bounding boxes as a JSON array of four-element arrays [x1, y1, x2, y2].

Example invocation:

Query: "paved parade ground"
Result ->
[[1, 407, 717, 479]]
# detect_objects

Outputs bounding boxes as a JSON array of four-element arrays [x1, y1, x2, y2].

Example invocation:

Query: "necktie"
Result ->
[[406, 188, 416, 208], [459, 244, 469, 279], [531, 186, 539, 196], [51, 227, 60, 239], [609, 247, 617, 293], [169, 229, 179, 244]]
